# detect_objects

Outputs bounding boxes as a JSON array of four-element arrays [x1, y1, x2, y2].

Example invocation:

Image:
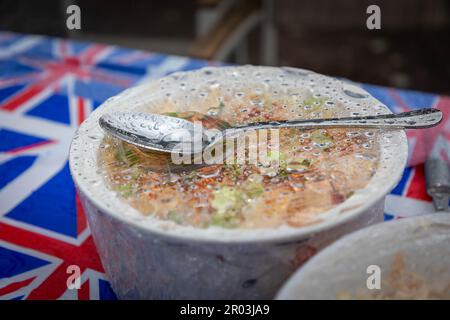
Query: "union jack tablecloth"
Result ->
[[0, 31, 449, 300]]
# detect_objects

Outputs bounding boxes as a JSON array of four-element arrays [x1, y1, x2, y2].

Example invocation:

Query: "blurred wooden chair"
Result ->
[[60, 0, 277, 65], [190, 0, 277, 65]]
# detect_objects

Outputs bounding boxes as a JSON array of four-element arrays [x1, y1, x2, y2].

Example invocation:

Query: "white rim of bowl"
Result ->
[[69, 65, 408, 244]]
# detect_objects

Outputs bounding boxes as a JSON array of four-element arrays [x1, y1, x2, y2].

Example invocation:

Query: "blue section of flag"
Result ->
[[383, 213, 395, 221], [396, 89, 437, 109], [26, 94, 71, 124], [362, 84, 397, 111], [74, 80, 134, 103], [0, 60, 37, 77], [23, 38, 56, 59], [105, 47, 157, 67], [0, 246, 50, 278], [98, 279, 118, 300], [6, 162, 78, 237], [96, 62, 147, 76], [92, 100, 103, 110], [65, 41, 90, 56], [142, 54, 167, 67], [390, 166, 412, 196], [0, 156, 37, 189], [180, 59, 211, 72], [0, 129, 47, 152], [0, 33, 23, 47], [0, 85, 26, 104]]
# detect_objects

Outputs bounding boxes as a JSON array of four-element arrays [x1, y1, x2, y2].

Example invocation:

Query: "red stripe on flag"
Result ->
[[0, 71, 64, 112], [78, 280, 90, 300], [27, 261, 80, 300], [81, 45, 108, 66], [405, 164, 432, 201], [76, 192, 87, 235], [387, 89, 410, 111], [407, 96, 450, 165], [77, 97, 85, 125], [6, 140, 55, 155], [0, 222, 104, 272], [0, 222, 104, 299], [0, 277, 36, 297], [0, 86, 42, 111]]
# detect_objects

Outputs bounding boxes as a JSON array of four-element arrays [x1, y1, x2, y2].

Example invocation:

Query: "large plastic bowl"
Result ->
[[277, 213, 450, 299], [69, 66, 408, 299]]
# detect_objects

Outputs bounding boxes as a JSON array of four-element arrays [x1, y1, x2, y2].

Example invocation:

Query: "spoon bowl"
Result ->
[[99, 111, 210, 154]]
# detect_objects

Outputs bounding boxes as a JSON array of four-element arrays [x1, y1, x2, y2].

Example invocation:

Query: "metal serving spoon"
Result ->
[[99, 108, 442, 155]]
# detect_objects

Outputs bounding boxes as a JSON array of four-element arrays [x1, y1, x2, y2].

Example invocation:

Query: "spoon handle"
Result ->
[[224, 108, 442, 137]]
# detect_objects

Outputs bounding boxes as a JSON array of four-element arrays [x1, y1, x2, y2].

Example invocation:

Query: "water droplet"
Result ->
[[346, 131, 360, 137], [286, 161, 309, 174], [207, 107, 219, 116], [169, 174, 180, 183], [248, 173, 263, 183], [260, 167, 278, 177], [198, 168, 221, 179], [301, 133, 311, 138]]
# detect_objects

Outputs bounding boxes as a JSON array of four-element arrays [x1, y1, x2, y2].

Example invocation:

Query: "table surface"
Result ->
[[0, 31, 449, 300]]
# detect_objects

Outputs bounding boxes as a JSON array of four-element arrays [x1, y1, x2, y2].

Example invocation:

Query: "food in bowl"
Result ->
[[97, 86, 381, 229]]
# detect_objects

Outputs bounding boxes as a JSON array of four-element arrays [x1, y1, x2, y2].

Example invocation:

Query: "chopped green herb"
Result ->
[[118, 183, 132, 197], [278, 167, 289, 180], [183, 171, 198, 183], [286, 158, 312, 174], [210, 213, 239, 228], [131, 166, 144, 180], [223, 163, 243, 181], [310, 130, 334, 145], [163, 112, 179, 117], [115, 142, 139, 166], [301, 159, 311, 166], [303, 96, 327, 112], [244, 181, 264, 198], [167, 210, 183, 224], [218, 101, 225, 112], [211, 186, 243, 215], [266, 150, 287, 165]]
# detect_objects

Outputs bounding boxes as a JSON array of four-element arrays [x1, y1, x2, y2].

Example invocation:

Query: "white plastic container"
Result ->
[[69, 66, 408, 299], [277, 213, 450, 299]]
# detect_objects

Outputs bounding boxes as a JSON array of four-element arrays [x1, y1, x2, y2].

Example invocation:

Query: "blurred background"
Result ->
[[0, 0, 449, 94]]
